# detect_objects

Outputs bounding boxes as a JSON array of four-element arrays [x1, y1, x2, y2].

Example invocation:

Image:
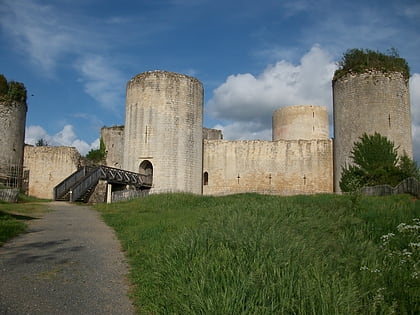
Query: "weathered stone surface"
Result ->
[[203, 139, 333, 195], [273, 105, 329, 141], [333, 71, 412, 191], [23, 146, 81, 199], [203, 128, 223, 140], [123, 71, 203, 194], [101, 126, 124, 168], [0, 101, 27, 187]]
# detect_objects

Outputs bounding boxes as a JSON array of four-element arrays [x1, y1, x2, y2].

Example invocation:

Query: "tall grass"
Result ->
[[95, 193, 419, 314]]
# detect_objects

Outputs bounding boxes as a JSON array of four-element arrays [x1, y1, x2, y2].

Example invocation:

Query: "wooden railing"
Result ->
[[54, 165, 152, 202], [360, 177, 420, 198], [54, 166, 95, 200]]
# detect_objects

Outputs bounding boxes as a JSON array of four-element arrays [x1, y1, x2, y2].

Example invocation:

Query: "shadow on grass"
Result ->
[[0, 210, 39, 221]]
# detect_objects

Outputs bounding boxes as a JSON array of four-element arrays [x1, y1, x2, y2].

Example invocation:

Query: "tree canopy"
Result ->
[[0, 74, 27, 103], [85, 138, 107, 165], [340, 132, 419, 192]]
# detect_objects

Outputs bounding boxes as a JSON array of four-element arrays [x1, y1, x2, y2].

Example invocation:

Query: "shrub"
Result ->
[[0, 74, 27, 103], [85, 138, 106, 165], [333, 48, 410, 82], [340, 133, 419, 192]]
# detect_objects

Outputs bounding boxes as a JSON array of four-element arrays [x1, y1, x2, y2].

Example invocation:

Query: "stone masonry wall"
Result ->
[[124, 71, 203, 194], [24, 146, 81, 199], [0, 101, 27, 186], [101, 126, 124, 168], [203, 139, 333, 195], [203, 128, 223, 140], [272, 105, 329, 141], [333, 71, 412, 191]]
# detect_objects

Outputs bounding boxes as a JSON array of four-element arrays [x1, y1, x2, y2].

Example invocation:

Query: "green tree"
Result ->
[[0, 74, 8, 96], [85, 138, 107, 165], [35, 138, 48, 146], [398, 153, 420, 180], [340, 133, 419, 192]]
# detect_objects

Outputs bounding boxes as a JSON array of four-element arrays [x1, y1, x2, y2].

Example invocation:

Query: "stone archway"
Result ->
[[139, 160, 153, 185]]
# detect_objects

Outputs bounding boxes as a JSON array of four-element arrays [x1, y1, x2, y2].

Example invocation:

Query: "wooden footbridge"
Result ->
[[54, 165, 152, 202]]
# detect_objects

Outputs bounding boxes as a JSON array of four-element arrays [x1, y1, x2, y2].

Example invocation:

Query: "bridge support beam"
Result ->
[[107, 183, 112, 204]]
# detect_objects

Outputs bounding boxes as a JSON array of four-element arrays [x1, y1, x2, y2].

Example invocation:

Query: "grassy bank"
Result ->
[[95, 193, 419, 314], [0, 195, 50, 246]]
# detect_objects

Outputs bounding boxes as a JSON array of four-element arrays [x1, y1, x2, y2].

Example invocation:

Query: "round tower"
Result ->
[[272, 105, 329, 141], [0, 79, 27, 188], [333, 70, 412, 191], [123, 71, 203, 194]]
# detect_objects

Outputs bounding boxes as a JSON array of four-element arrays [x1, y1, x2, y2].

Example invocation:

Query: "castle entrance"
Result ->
[[139, 160, 153, 186]]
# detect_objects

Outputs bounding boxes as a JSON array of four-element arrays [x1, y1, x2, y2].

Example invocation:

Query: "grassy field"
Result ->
[[0, 195, 50, 246], [95, 193, 419, 314]]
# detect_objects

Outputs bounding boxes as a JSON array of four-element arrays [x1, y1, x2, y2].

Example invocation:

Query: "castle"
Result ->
[[0, 67, 413, 201]]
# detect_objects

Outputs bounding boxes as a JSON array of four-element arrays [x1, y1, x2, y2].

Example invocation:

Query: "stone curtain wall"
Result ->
[[361, 177, 420, 198], [23, 146, 81, 199], [123, 71, 203, 194], [203, 139, 333, 195], [101, 126, 124, 168], [333, 71, 412, 192]]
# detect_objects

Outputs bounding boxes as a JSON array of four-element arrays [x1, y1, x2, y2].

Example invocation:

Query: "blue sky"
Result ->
[[1, 0, 420, 162]]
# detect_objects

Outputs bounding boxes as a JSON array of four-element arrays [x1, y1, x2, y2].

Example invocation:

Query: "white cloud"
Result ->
[[25, 125, 98, 156], [213, 122, 272, 141], [0, 0, 125, 110], [207, 45, 420, 164], [206, 45, 336, 140], [410, 74, 420, 162], [76, 55, 125, 111], [0, 1, 83, 74]]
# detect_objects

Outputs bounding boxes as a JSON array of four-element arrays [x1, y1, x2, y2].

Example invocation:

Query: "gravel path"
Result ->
[[0, 202, 135, 315]]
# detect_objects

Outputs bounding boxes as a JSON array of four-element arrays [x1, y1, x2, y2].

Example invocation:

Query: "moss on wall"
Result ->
[[333, 49, 410, 82]]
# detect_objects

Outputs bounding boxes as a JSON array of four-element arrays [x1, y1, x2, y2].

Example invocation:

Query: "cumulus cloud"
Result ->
[[25, 125, 99, 156], [0, 1, 83, 74], [409, 74, 420, 162], [206, 45, 420, 164], [76, 55, 125, 111], [0, 0, 125, 110], [206, 45, 337, 140]]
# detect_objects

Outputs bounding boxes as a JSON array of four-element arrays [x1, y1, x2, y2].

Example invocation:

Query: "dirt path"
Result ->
[[0, 202, 135, 315]]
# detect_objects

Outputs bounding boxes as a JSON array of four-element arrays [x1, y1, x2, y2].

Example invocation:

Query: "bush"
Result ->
[[0, 74, 27, 103], [85, 138, 106, 165], [340, 133, 419, 192], [333, 48, 410, 82]]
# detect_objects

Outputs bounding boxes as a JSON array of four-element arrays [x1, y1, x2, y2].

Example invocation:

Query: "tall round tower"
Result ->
[[123, 71, 203, 194], [272, 105, 329, 141], [333, 70, 412, 191], [0, 77, 27, 188]]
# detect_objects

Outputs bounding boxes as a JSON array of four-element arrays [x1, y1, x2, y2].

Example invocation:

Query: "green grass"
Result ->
[[95, 193, 420, 314], [0, 195, 50, 246]]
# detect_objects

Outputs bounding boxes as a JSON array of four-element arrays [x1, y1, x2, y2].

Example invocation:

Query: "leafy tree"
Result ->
[[340, 133, 419, 192], [351, 133, 399, 173], [0, 74, 8, 95], [398, 153, 420, 180], [85, 138, 107, 165], [0, 74, 27, 102], [35, 138, 48, 146]]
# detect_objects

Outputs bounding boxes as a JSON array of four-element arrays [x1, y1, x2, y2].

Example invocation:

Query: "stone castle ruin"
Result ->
[[0, 56, 413, 201]]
